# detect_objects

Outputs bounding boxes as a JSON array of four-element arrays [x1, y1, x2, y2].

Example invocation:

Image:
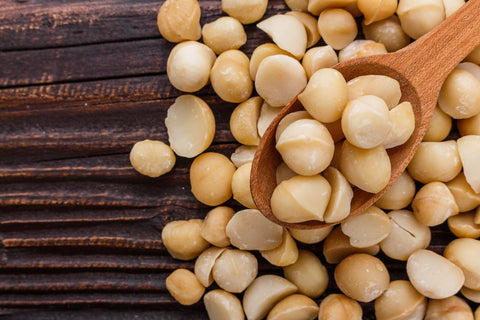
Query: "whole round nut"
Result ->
[[166, 268, 205, 305]]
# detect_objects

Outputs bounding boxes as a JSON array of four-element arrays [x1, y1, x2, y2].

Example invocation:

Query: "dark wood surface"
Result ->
[[0, 1, 472, 319]]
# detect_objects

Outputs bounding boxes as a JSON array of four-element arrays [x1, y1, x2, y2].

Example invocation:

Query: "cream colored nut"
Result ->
[[448, 211, 480, 238], [302, 46, 338, 79], [271, 175, 332, 223], [157, 0, 201, 42], [204, 289, 245, 320], [396, 0, 446, 40], [258, 101, 282, 137], [412, 181, 459, 226], [423, 106, 452, 141], [276, 162, 297, 184], [461, 286, 480, 303], [285, 0, 308, 12], [308, 0, 356, 16], [210, 50, 253, 103], [166, 268, 205, 305], [444, 238, 480, 290], [190, 152, 236, 206], [457, 135, 480, 193], [255, 54, 308, 107], [341, 95, 392, 149], [446, 172, 480, 212], [458, 113, 480, 136], [226, 209, 284, 251], [443, 0, 465, 17], [230, 96, 262, 146], [283, 250, 329, 298], [338, 39, 387, 62], [380, 210, 431, 261], [243, 275, 298, 320], [466, 44, 480, 64], [407, 140, 462, 183], [358, 0, 397, 25], [231, 162, 256, 209], [202, 17, 246, 55], [267, 294, 319, 320], [162, 219, 210, 260], [347, 75, 401, 110], [323, 167, 353, 223], [231, 145, 257, 168], [425, 296, 474, 320], [339, 140, 391, 193], [285, 11, 321, 48], [383, 101, 415, 149], [458, 61, 480, 82], [276, 119, 335, 176], [298, 68, 348, 123], [201, 206, 234, 247], [221, 0, 268, 24], [362, 15, 411, 52], [438, 67, 480, 119], [276, 111, 312, 142], [407, 249, 465, 299], [323, 226, 380, 264], [375, 280, 427, 320], [212, 248, 258, 293], [288, 225, 333, 244], [260, 229, 299, 267], [165, 95, 215, 158], [376, 171, 416, 210], [249, 43, 294, 81], [334, 253, 390, 302], [257, 14, 307, 59], [317, 8, 357, 50], [318, 294, 363, 320], [129, 140, 176, 178], [341, 206, 392, 248], [194, 247, 226, 287], [167, 41, 216, 92]]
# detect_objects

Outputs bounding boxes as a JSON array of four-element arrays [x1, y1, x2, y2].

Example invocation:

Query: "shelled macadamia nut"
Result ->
[[288, 225, 333, 244], [190, 152, 236, 206], [318, 294, 363, 320], [255, 54, 307, 107], [358, 0, 397, 25], [317, 8, 358, 50], [338, 39, 387, 62], [375, 171, 416, 210], [323, 167, 353, 223], [201, 206, 234, 247], [194, 247, 226, 287], [212, 248, 258, 293], [271, 175, 332, 223], [298, 68, 348, 123], [167, 41, 216, 92], [458, 113, 480, 136], [226, 209, 284, 251], [341, 206, 392, 248], [424, 296, 474, 320], [457, 135, 480, 193], [448, 212, 480, 238], [204, 289, 245, 320], [231, 162, 256, 209], [230, 96, 262, 146], [276, 162, 298, 184], [383, 101, 415, 149], [411, 181, 459, 226], [375, 280, 427, 320], [443, 0, 465, 17], [275, 111, 312, 142], [221, 0, 268, 24], [260, 229, 299, 267], [165, 95, 215, 158], [249, 43, 294, 81], [283, 250, 329, 299], [407, 140, 462, 183], [162, 219, 210, 260], [243, 275, 298, 320], [166, 268, 205, 305], [396, 0, 446, 39], [444, 238, 480, 290], [276, 119, 335, 176], [202, 17, 247, 55], [362, 16, 411, 52], [258, 101, 282, 137], [157, 0, 201, 42], [446, 172, 480, 212], [347, 75, 402, 109], [407, 249, 465, 299], [302, 46, 339, 79], [267, 294, 319, 320], [308, 0, 356, 15], [380, 210, 431, 261], [230, 145, 257, 168], [129, 140, 176, 178], [461, 286, 480, 303], [334, 253, 390, 302], [285, 11, 321, 48], [285, 0, 308, 12], [423, 106, 452, 141]]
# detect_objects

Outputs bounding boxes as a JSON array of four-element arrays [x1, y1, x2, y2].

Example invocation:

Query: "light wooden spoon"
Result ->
[[251, 0, 480, 229]]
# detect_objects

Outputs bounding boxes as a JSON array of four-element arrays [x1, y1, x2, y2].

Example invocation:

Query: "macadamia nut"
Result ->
[[318, 294, 363, 320], [374, 280, 427, 320], [204, 289, 245, 320], [129, 140, 175, 178], [201, 206, 234, 247], [157, 0, 201, 42], [212, 248, 258, 293], [166, 268, 205, 305], [162, 219, 210, 260], [221, 0, 268, 24], [202, 17, 247, 55], [317, 8, 358, 50]]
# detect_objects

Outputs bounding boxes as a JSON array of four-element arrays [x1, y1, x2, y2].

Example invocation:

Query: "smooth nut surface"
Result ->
[[383, 101, 415, 149], [375, 171, 416, 210], [338, 39, 387, 62], [230, 145, 257, 168], [157, 0, 201, 42], [458, 113, 480, 136], [166, 268, 205, 305], [260, 229, 299, 267], [358, 0, 398, 25], [323, 167, 353, 223], [424, 296, 474, 320], [302, 46, 338, 79], [258, 101, 282, 137], [444, 238, 480, 290], [446, 172, 480, 212], [249, 43, 294, 81], [204, 289, 245, 320], [318, 293, 363, 320], [202, 17, 246, 54], [266, 294, 319, 320], [317, 8, 358, 50], [346, 75, 401, 109], [374, 280, 427, 320], [194, 246, 226, 287], [212, 248, 258, 293], [201, 206, 235, 247], [423, 106, 452, 142], [221, 0, 268, 24], [362, 15, 410, 52], [448, 211, 480, 238], [457, 135, 480, 193], [162, 219, 210, 261], [231, 162, 256, 209], [288, 225, 333, 244], [129, 140, 176, 178], [275, 111, 312, 142], [396, 0, 446, 40], [230, 96, 262, 146], [285, 11, 321, 48]]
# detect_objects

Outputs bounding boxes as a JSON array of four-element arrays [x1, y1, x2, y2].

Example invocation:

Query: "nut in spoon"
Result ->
[[251, 0, 480, 229]]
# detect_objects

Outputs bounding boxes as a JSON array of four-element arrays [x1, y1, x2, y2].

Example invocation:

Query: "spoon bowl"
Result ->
[[251, 0, 480, 229]]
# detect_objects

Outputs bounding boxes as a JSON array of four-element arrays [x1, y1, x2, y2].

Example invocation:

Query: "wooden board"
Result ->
[[0, 1, 473, 319]]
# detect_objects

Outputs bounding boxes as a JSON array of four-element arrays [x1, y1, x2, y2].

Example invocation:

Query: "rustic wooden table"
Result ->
[[0, 0, 466, 319]]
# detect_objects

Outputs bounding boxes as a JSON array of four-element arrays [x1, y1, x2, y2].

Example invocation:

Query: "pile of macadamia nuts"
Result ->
[[128, 0, 480, 319]]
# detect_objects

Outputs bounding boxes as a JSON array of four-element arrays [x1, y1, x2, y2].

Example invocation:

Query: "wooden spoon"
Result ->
[[251, 0, 480, 229]]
